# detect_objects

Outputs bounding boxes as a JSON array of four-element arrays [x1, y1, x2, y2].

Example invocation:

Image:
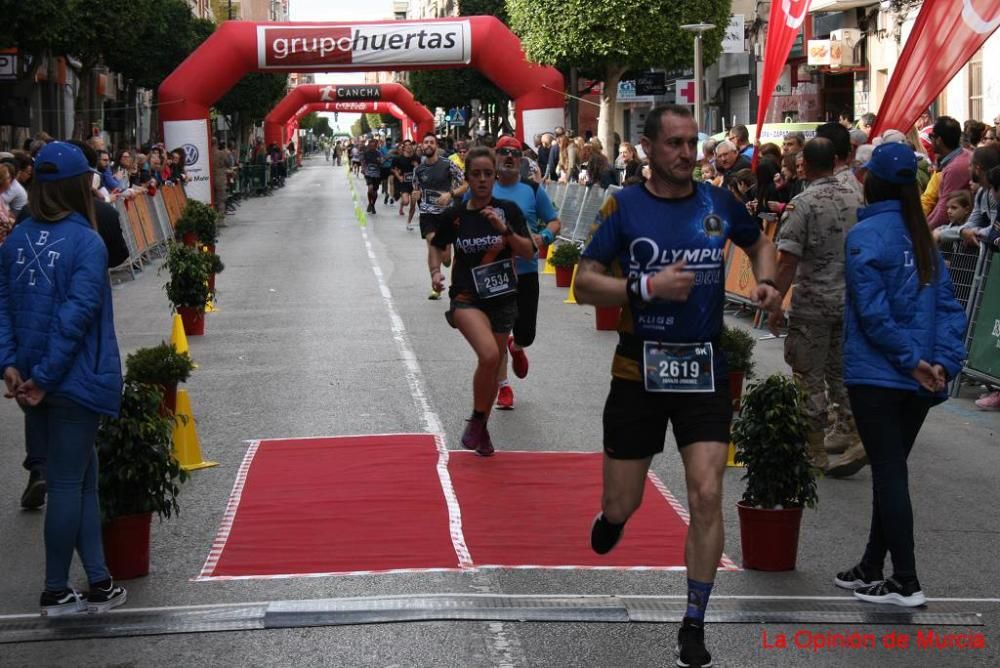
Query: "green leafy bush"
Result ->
[[720, 324, 757, 376], [548, 242, 582, 268], [97, 381, 188, 522], [163, 242, 212, 310], [732, 375, 818, 509], [124, 342, 195, 387], [174, 199, 219, 245]]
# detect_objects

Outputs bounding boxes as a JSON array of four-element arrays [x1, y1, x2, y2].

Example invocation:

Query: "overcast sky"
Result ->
[[288, 1, 397, 130]]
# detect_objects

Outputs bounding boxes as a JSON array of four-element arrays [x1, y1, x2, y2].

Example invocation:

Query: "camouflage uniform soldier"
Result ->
[[770, 138, 867, 477]]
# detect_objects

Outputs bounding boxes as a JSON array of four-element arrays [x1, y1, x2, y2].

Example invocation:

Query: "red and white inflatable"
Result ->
[[283, 101, 420, 142], [158, 18, 564, 203], [264, 83, 434, 146]]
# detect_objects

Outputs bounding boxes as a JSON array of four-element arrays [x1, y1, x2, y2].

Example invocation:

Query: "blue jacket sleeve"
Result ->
[[846, 227, 922, 374], [932, 257, 968, 379], [0, 251, 15, 370], [31, 234, 108, 390]]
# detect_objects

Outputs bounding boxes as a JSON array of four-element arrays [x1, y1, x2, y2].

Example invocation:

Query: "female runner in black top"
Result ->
[[429, 146, 535, 455]]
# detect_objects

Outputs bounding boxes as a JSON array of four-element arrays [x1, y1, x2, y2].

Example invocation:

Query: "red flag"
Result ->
[[871, 0, 1000, 138], [753, 0, 813, 169]]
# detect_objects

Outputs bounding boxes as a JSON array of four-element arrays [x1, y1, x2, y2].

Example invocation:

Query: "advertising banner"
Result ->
[[966, 256, 1000, 379], [871, 0, 999, 137], [164, 119, 211, 204], [257, 22, 472, 69], [754, 0, 813, 164], [723, 15, 745, 54]]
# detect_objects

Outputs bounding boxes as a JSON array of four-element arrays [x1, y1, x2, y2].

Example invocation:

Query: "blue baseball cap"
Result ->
[[864, 142, 918, 185], [33, 141, 94, 183]]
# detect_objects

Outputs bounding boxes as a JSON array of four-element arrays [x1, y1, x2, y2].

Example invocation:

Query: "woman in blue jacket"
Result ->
[[0, 142, 127, 616], [834, 142, 967, 607]]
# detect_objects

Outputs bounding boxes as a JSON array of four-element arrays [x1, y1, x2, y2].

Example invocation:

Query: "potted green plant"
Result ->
[[164, 242, 213, 336], [720, 324, 757, 412], [98, 381, 189, 579], [732, 374, 818, 571], [174, 200, 219, 248], [548, 242, 581, 288], [124, 342, 195, 416]]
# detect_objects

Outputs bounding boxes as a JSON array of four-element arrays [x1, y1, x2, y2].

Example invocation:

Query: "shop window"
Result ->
[[969, 48, 983, 122]]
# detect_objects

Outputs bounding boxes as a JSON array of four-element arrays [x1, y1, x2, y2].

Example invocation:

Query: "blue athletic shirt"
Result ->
[[582, 181, 761, 383], [490, 181, 557, 275]]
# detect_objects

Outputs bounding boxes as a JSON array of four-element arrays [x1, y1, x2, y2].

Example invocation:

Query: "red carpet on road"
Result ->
[[201, 434, 459, 578], [450, 451, 693, 569], [200, 436, 727, 580]]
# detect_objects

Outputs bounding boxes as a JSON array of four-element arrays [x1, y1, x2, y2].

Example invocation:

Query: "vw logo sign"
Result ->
[[182, 144, 199, 166]]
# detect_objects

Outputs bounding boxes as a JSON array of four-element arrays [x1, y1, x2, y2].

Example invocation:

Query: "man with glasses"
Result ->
[[490, 135, 561, 409], [415, 133, 467, 300], [713, 140, 750, 188]]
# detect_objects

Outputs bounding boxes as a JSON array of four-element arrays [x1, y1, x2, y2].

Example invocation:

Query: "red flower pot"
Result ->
[[554, 264, 574, 288], [208, 272, 216, 293], [595, 305, 620, 331], [737, 501, 803, 571], [157, 383, 178, 417], [177, 306, 205, 336], [729, 371, 746, 413], [539, 244, 549, 259], [102, 512, 152, 580], [181, 232, 197, 247]]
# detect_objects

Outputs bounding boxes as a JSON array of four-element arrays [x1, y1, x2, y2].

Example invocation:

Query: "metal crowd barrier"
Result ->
[[954, 247, 1000, 394], [109, 184, 187, 280]]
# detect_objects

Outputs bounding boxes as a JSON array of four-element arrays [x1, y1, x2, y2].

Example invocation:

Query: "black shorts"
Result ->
[[602, 377, 732, 459], [365, 176, 381, 187], [420, 212, 444, 239], [446, 299, 517, 334], [397, 182, 414, 194], [513, 271, 539, 348]]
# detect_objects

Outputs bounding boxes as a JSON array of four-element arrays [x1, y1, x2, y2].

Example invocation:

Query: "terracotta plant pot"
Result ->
[[554, 264, 574, 288], [102, 512, 152, 580], [181, 232, 197, 247], [538, 244, 549, 259], [729, 371, 746, 413], [737, 501, 803, 571], [595, 305, 621, 331], [177, 306, 205, 336]]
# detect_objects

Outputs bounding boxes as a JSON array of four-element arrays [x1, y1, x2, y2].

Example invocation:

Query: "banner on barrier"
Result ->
[[164, 119, 211, 204], [258, 22, 473, 69], [966, 256, 1000, 378]]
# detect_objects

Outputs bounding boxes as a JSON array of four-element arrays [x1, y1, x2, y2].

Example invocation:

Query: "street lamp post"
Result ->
[[680, 23, 716, 131]]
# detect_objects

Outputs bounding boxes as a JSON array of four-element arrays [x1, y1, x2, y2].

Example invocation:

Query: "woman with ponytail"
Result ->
[[835, 142, 967, 607]]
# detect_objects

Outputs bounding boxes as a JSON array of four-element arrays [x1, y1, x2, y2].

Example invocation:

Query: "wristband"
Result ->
[[639, 274, 654, 302], [541, 229, 555, 245], [757, 278, 777, 290]]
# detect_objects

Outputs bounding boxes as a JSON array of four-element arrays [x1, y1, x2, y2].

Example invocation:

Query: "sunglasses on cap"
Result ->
[[496, 148, 522, 157]]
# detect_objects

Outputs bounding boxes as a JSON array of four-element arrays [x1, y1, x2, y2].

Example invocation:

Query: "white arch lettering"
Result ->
[[782, 0, 809, 30], [962, 0, 1000, 34]]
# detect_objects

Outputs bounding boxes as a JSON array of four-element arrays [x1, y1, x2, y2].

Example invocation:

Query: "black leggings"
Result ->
[[513, 271, 540, 347], [847, 385, 935, 580]]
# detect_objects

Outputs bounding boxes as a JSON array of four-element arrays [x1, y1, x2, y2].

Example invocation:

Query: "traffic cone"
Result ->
[[726, 441, 744, 468], [170, 314, 189, 356], [171, 389, 218, 471], [542, 253, 556, 276], [563, 264, 579, 304]]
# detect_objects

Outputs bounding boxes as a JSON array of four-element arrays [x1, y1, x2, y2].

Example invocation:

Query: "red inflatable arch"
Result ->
[[284, 101, 419, 143], [264, 83, 434, 146], [159, 17, 564, 203]]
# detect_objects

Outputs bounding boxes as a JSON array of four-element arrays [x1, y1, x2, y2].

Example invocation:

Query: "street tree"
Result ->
[[214, 73, 289, 145], [506, 0, 729, 153]]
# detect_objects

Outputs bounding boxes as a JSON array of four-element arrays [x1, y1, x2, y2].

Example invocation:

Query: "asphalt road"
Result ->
[[1, 156, 996, 667]]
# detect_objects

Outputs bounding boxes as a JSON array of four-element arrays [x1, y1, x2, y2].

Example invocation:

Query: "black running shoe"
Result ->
[[834, 563, 883, 590], [854, 576, 926, 607], [590, 513, 625, 555], [39, 589, 85, 617], [20, 470, 46, 510], [676, 617, 712, 667], [86, 579, 128, 614]]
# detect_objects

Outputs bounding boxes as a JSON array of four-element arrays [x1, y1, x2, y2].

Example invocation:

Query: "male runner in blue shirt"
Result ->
[[575, 105, 782, 668]]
